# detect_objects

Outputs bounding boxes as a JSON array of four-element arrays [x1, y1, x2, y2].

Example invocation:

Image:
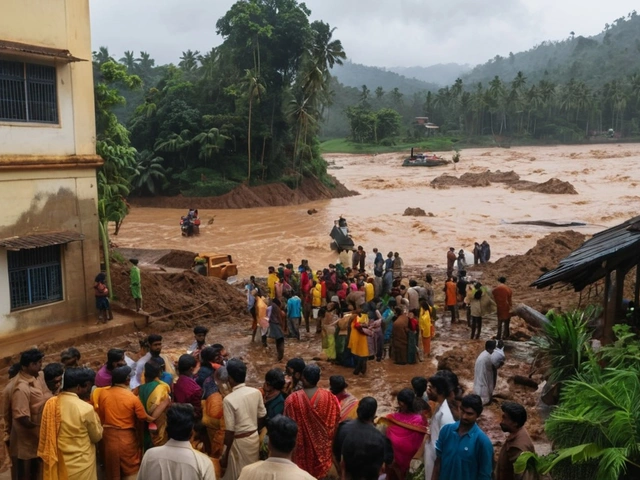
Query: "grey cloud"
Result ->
[[90, 0, 639, 68]]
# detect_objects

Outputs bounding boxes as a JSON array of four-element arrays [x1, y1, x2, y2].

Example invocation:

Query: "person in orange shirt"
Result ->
[[492, 277, 514, 340], [444, 276, 458, 323], [94, 366, 167, 479]]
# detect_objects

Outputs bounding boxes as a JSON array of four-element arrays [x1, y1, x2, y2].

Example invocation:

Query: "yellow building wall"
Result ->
[[0, 0, 96, 156], [0, 0, 101, 335], [0, 168, 101, 334]]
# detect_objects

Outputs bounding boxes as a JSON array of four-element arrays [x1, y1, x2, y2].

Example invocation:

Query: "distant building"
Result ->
[[0, 0, 102, 334]]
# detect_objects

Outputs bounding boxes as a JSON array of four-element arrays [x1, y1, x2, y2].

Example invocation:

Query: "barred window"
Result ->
[[0, 59, 58, 123], [8, 245, 63, 310]]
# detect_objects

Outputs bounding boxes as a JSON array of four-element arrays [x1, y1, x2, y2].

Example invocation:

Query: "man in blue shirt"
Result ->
[[286, 293, 302, 340], [432, 394, 493, 480]]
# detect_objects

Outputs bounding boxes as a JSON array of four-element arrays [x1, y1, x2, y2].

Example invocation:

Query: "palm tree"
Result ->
[[130, 150, 167, 195], [309, 21, 346, 74], [287, 94, 317, 182], [193, 128, 229, 165], [179, 50, 200, 73], [154, 130, 192, 169], [375, 87, 385, 100], [242, 69, 266, 182], [119, 51, 137, 73], [135, 51, 155, 77], [93, 46, 114, 65]]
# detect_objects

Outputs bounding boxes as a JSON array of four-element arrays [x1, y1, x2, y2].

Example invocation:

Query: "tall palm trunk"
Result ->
[[247, 96, 252, 182]]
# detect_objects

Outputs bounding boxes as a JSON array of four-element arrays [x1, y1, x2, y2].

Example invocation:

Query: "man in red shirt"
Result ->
[[492, 277, 513, 340], [173, 355, 203, 420]]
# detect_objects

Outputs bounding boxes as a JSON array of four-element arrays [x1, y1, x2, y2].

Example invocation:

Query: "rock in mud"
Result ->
[[403, 207, 427, 217]]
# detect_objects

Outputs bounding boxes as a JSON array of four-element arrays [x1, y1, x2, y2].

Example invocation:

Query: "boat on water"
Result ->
[[402, 147, 450, 167]]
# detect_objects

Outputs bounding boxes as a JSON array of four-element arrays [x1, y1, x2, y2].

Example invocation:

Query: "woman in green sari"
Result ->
[[138, 360, 171, 450]]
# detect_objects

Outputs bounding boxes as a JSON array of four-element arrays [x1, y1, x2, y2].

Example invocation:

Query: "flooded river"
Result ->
[[115, 143, 640, 275]]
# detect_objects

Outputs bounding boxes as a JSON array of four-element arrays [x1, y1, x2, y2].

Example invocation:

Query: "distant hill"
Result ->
[[331, 61, 440, 95], [463, 12, 640, 88], [389, 63, 472, 86]]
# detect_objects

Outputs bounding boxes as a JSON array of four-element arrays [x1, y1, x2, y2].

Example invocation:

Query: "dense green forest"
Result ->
[[464, 11, 640, 87], [329, 11, 640, 144], [94, 0, 346, 204]]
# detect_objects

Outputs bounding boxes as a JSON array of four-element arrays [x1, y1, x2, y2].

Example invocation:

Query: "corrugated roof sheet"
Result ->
[[531, 215, 640, 291], [0, 231, 84, 251], [0, 40, 86, 62]]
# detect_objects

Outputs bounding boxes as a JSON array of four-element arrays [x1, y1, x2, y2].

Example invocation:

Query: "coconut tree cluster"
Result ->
[[97, 0, 345, 199]]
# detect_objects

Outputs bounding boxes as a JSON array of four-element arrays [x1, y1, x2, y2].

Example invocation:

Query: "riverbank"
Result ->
[[129, 175, 357, 209]]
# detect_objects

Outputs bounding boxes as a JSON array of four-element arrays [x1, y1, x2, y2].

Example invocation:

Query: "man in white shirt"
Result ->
[[221, 359, 267, 480], [424, 375, 455, 480], [238, 415, 314, 480], [138, 403, 215, 479]]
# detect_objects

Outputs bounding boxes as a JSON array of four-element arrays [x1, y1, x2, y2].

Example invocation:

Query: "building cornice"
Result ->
[[0, 155, 104, 171]]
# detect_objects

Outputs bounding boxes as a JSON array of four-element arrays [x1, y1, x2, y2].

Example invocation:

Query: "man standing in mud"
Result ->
[[393, 252, 404, 279], [432, 394, 493, 480], [130, 258, 142, 312], [496, 402, 535, 480], [446, 247, 456, 278], [493, 277, 513, 340]]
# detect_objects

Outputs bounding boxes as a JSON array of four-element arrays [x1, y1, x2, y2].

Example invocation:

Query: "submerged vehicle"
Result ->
[[402, 147, 450, 167], [181, 209, 201, 236], [330, 216, 355, 251], [194, 253, 238, 281]]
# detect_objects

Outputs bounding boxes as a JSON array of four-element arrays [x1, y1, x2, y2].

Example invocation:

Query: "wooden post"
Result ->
[[603, 270, 614, 344], [635, 265, 640, 310], [603, 268, 625, 344]]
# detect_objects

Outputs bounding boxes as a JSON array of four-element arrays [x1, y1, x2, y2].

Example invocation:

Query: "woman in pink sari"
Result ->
[[377, 388, 427, 480]]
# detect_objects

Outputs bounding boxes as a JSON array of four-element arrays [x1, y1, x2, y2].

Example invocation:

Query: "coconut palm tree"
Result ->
[[309, 20, 346, 75], [136, 51, 155, 72], [130, 150, 167, 195], [242, 69, 266, 182], [179, 50, 200, 73], [93, 46, 114, 65], [119, 50, 137, 73], [193, 128, 229, 165], [154, 130, 192, 169]]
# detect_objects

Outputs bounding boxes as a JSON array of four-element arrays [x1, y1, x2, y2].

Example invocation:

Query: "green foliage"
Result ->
[[532, 306, 600, 385], [520, 320, 640, 480], [117, 0, 346, 195]]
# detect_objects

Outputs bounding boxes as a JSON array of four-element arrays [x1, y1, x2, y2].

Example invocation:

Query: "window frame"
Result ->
[[0, 57, 60, 125], [7, 245, 64, 311]]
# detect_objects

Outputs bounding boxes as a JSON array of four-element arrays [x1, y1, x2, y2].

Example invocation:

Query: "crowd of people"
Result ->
[[1, 336, 534, 480], [0, 242, 527, 480], [247, 245, 514, 372]]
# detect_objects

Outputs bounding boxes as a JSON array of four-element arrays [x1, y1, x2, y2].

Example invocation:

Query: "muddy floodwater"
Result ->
[[116, 143, 640, 275]]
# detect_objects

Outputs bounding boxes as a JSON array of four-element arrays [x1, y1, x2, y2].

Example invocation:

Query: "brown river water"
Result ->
[[115, 143, 640, 276]]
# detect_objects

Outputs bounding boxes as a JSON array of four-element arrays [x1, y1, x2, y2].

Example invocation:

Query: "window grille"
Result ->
[[0, 59, 58, 123], [8, 245, 63, 310]]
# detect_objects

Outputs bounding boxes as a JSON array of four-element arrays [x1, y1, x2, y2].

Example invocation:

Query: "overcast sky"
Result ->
[[90, 0, 638, 68]]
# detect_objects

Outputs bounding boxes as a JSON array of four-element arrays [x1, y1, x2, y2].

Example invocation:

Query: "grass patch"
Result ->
[[110, 250, 125, 264], [320, 137, 457, 154]]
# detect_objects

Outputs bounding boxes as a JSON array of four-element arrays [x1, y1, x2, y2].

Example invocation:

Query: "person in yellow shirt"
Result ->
[[38, 368, 103, 480], [364, 279, 375, 302], [348, 308, 371, 376], [267, 267, 279, 299], [419, 300, 434, 357]]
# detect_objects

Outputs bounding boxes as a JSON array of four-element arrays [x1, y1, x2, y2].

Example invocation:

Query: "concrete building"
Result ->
[[0, 0, 102, 335]]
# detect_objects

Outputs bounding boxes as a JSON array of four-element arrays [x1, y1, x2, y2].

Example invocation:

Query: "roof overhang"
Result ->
[[0, 231, 84, 251], [0, 40, 87, 63]]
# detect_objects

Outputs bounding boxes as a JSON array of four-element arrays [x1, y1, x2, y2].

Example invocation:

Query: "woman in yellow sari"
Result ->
[[138, 360, 171, 450], [200, 366, 228, 478], [419, 300, 434, 356]]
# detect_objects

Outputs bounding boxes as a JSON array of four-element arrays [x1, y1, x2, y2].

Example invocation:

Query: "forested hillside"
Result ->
[[94, 0, 348, 205], [331, 61, 440, 94], [464, 12, 640, 87], [390, 63, 471, 87]]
